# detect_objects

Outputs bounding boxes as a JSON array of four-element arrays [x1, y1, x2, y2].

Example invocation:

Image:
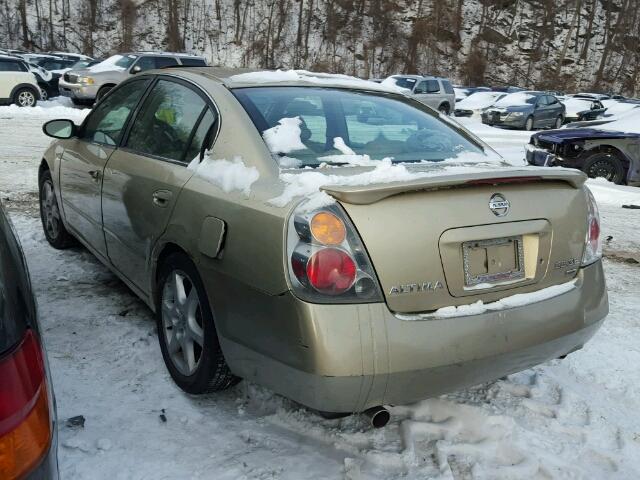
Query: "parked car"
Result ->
[[572, 92, 611, 101], [0, 201, 59, 479], [482, 91, 565, 130], [385, 75, 456, 114], [39, 69, 608, 424], [454, 91, 506, 117], [526, 128, 640, 185], [58, 52, 208, 105], [0, 54, 40, 106], [491, 86, 525, 93], [562, 97, 607, 123], [453, 86, 491, 102]]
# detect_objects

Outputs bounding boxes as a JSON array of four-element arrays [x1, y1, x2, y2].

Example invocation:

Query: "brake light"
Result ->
[[287, 203, 382, 303], [0, 330, 51, 480], [581, 188, 602, 266], [306, 248, 356, 294]]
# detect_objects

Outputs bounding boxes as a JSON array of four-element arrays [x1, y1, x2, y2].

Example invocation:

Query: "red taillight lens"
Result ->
[[582, 188, 602, 266], [0, 330, 51, 479], [306, 248, 356, 294]]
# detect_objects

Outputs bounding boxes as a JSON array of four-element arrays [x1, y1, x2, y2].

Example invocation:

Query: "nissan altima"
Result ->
[[37, 68, 608, 424]]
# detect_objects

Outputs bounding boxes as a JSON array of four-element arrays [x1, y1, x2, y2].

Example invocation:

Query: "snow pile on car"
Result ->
[[397, 279, 577, 320], [229, 69, 409, 94], [598, 109, 640, 134], [456, 92, 504, 111], [188, 154, 259, 196], [262, 117, 307, 154]]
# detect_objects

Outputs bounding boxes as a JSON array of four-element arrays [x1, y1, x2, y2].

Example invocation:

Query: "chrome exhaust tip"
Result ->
[[364, 406, 390, 428]]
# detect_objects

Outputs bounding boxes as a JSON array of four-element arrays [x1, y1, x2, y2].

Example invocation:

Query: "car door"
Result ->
[[533, 95, 549, 126], [58, 78, 151, 257], [545, 95, 562, 123], [101, 77, 216, 293], [413, 79, 440, 109], [0, 59, 27, 98]]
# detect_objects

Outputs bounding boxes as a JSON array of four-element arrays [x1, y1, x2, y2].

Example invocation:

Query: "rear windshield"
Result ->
[[233, 87, 485, 168]]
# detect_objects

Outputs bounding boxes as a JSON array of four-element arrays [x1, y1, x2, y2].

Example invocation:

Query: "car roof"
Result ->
[[0, 54, 23, 61], [167, 68, 407, 93], [129, 51, 206, 58]]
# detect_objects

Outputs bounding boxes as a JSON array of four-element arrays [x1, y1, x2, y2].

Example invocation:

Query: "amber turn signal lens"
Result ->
[[310, 212, 346, 245], [0, 385, 51, 480]]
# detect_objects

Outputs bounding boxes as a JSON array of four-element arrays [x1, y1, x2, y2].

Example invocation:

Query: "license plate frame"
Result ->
[[462, 236, 525, 287]]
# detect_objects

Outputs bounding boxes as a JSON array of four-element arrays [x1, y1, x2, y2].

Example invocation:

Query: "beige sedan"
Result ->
[[38, 68, 608, 426]]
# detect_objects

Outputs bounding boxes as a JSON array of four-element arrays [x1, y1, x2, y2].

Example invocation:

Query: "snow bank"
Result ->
[[597, 109, 640, 134], [262, 117, 307, 154], [0, 97, 89, 121], [188, 154, 259, 196], [397, 279, 577, 320], [229, 69, 408, 94]]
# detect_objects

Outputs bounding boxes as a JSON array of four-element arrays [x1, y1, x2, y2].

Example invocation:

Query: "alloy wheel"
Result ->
[[161, 270, 205, 376], [18, 91, 36, 107], [41, 180, 61, 239]]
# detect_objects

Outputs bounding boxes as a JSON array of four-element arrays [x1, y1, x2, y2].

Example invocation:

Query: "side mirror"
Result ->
[[131, 65, 142, 74], [42, 119, 76, 139]]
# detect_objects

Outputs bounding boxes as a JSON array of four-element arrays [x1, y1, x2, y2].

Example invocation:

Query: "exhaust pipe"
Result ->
[[364, 406, 390, 428]]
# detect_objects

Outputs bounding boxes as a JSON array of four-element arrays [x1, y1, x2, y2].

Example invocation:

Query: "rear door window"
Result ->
[[180, 58, 207, 67], [82, 79, 151, 146], [425, 80, 440, 93], [125, 79, 208, 162]]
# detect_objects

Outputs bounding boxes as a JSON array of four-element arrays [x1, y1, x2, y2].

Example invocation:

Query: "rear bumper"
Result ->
[[219, 261, 608, 412]]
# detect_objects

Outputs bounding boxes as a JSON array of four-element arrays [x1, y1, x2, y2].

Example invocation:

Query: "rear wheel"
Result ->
[[524, 116, 534, 131], [438, 103, 450, 115], [554, 115, 563, 129], [582, 152, 626, 184], [39, 170, 76, 248], [156, 253, 239, 394], [14, 88, 37, 107]]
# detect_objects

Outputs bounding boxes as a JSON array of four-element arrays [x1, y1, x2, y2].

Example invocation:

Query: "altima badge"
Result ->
[[389, 281, 444, 295], [489, 193, 510, 217]]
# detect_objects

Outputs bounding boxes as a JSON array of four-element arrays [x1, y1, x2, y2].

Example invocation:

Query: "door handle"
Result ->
[[152, 190, 173, 207], [88, 170, 101, 182]]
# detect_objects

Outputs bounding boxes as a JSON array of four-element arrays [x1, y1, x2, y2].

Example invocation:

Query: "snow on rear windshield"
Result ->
[[233, 87, 491, 168], [494, 92, 536, 107]]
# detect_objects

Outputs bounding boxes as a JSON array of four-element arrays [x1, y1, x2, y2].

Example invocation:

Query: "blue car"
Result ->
[[482, 91, 565, 130]]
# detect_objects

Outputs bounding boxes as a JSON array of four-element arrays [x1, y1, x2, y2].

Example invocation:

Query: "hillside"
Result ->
[[1, 0, 639, 95]]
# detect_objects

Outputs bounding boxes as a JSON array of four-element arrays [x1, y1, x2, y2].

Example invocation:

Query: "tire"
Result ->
[[39, 170, 76, 249], [582, 152, 626, 184], [438, 103, 450, 115], [13, 87, 37, 107], [39, 87, 48, 101], [95, 85, 113, 103], [156, 252, 239, 394], [554, 115, 563, 129], [524, 116, 534, 131]]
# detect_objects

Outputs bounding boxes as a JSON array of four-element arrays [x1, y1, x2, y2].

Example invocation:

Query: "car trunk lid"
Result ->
[[327, 168, 588, 313]]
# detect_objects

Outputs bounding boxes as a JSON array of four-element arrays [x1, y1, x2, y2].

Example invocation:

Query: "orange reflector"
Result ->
[[310, 212, 346, 245], [0, 385, 51, 480]]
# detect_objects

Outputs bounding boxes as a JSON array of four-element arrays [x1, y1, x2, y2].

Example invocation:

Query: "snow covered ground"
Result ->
[[1, 103, 640, 479]]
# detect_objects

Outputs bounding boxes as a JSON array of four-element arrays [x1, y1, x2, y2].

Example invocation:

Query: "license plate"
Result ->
[[462, 236, 525, 287]]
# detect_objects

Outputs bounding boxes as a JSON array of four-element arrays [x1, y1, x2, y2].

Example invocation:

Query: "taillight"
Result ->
[[582, 188, 602, 266], [287, 203, 382, 303], [0, 330, 52, 479]]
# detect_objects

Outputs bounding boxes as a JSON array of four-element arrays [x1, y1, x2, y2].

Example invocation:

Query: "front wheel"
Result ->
[[39, 170, 76, 248], [582, 152, 626, 184], [524, 116, 534, 131], [14, 88, 37, 107], [156, 253, 239, 394]]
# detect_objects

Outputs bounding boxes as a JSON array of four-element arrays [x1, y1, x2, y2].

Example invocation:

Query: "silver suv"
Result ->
[[58, 52, 207, 105], [387, 75, 456, 114]]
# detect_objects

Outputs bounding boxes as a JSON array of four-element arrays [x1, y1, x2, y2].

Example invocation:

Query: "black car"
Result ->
[[526, 128, 640, 185], [482, 91, 565, 130], [0, 202, 59, 479]]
